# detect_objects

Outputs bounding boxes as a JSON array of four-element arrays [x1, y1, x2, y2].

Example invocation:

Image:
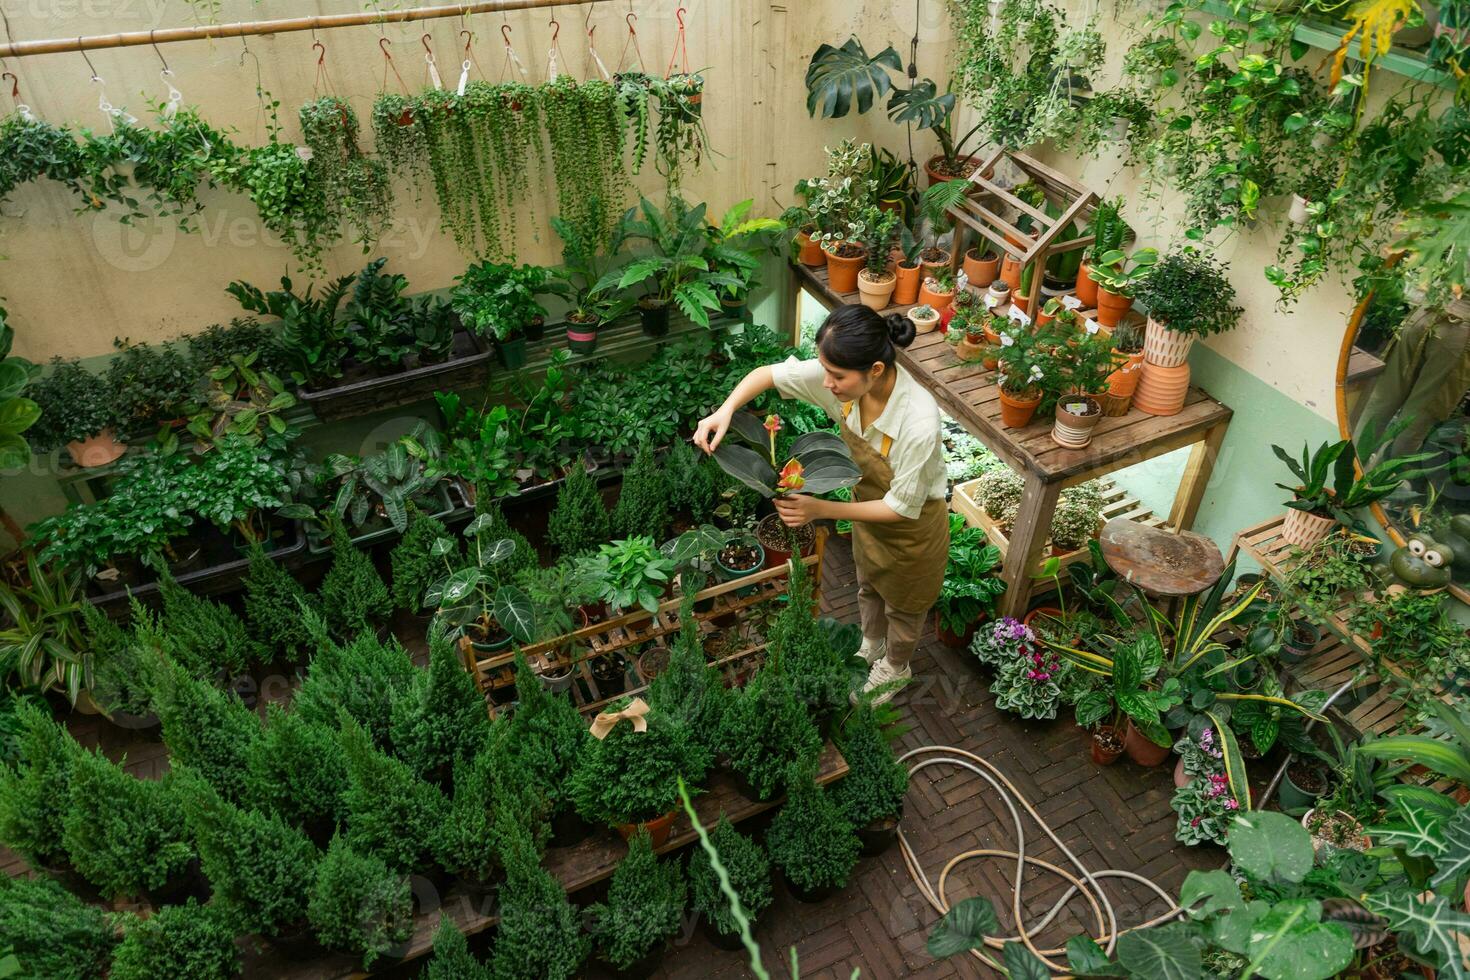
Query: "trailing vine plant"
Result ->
[[542, 76, 629, 248], [370, 92, 429, 193], [299, 96, 392, 250]]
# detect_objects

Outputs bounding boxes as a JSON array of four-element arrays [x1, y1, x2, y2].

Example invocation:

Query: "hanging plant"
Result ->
[[370, 92, 428, 190], [614, 72, 656, 174], [114, 102, 238, 231], [412, 87, 480, 253], [0, 115, 87, 208], [463, 80, 545, 259], [655, 73, 709, 187], [542, 76, 629, 248], [299, 95, 392, 249]]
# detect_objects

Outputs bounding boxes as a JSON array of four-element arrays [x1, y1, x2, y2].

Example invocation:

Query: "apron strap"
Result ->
[[840, 402, 894, 459]]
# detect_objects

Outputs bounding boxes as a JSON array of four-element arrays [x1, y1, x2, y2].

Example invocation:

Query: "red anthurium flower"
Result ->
[[764, 414, 782, 434], [777, 458, 805, 493]]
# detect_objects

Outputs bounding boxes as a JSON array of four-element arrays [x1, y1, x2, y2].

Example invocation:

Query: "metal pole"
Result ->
[[0, 0, 616, 60]]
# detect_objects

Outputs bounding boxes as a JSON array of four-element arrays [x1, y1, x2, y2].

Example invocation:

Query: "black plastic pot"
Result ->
[[550, 808, 592, 848], [702, 917, 749, 951], [591, 655, 627, 697], [499, 335, 528, 370], [296, 327, 491, 422], [1279, 621, 1322, 664], [566, 316, 600, 354], [785, 877, 838, 904], [856, 807, 902, 857], [89, 520, 308, 608], [148, 859, 208, 908], [639, 301, 671, 337], [720, 297, 748, 320], [524, 315, 546, 342]]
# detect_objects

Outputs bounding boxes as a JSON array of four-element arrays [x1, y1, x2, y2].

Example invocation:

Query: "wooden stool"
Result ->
[[1098, 518, 1225, 601]]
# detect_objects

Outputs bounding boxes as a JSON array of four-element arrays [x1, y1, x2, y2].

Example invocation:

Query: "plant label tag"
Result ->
[[457, 61, 471, 96], [984, 293, 1001, 309], [1061, 294, 1083, 311], [1008, 305, 1031, 326]]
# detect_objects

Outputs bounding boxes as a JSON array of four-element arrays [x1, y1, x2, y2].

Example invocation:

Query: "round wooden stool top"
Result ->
[[1098, 518, 1225, 597]]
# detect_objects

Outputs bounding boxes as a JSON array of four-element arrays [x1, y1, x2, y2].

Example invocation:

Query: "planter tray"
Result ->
[[240, 745, 848, 980], [86, 521, 308, 609], [297, 329, 492, 423]]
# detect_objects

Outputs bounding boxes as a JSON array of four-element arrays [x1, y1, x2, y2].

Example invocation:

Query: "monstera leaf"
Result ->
[[805, 37, 902, 119]]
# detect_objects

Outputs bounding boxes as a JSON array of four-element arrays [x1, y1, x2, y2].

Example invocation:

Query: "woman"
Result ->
[[693, 305, 950, 705]]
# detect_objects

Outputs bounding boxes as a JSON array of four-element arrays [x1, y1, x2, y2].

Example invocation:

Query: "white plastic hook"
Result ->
[[161, 68, 183, 118], [547, 46, 559, 82], [456, 59, 471, 95]]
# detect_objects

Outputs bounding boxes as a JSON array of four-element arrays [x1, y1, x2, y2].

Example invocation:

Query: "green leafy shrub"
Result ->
[[831, 704, 908, 829], [62, 750, 193, 899], [648, 617, 728, 769], [664, 441, 720, 522], [241, 543, 317, 663], [765, 758, 860, 895], [490, 818, 588, 980], [546, 463, 610, 557], [717, 662, 822, 801], [153, 661, 260, 803], [85, 598, 166, 720], [0, 873, 115, 979], [611, 441, 671, 540], [426, 917, 491, 980], [178, 770, 320, 937], [308, 834, 413, 969], [589, 830, 686, 971], [339, 714, 447, 873], [0, 701, 74, 867], [498, 652, 589, 818], [243, 703, 347, 838], [431, 739, 504, 884], [293, 629, 417, 748], [318, 521, 390, 636], [688, 816, 772, 938], [570, 702, 702, 827], [110, 899, 241, 980], [389, 621, 491, 783], [390, 506, 453, 611], [158, 570, 258, 679]]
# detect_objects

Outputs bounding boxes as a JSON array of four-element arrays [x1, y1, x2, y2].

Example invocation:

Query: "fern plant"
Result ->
[[599, 196, 735, 328]]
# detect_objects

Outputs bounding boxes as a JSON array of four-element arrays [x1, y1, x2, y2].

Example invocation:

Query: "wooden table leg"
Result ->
[[783, 269, 804, 349], [997, 472, 1062, 619], [1168, 418, 1229, 531]]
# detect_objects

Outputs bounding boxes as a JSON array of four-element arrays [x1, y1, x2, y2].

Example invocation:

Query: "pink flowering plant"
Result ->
[[970, 617, 1069, 720], [1171, 772, 1240, 846], [1172, 726, 1226, 781]]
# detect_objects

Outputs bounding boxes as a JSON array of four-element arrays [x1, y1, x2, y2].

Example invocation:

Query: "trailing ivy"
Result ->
[[542, 76, 629, 249], [299, 95, 392, 248]]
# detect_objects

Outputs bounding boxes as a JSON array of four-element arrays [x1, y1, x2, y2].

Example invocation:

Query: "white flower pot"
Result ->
[[1281, 508, 1337, 548], [1107, 116, 1131, 141], [1288, 194, 1310, 225], [1144, 317, 1195, 368]]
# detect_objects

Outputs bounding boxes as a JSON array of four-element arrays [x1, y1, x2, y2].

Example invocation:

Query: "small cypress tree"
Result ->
[[490, 817, 588, 980], [339, 714, 447, 873], [688, 817, 773, 939], [570, 702, 703, 827], [152, 661, 260, 803], [241, 542, 318, 663], [293, 630, 417, 748], [830, 703, 909, 830], [61, 750, 194, 899], [430, 738, 511, 885], [178, 770, 320, 938], [716, 662, 822, 801], [389, 506, 454, 611], [318, 520, 390, 637], [0, 874, 116, 979], [610, 441, 671, 541], [308, 834, 413, 969], [425, 917, 491, 980], [765, 756, 860, 895], [470, 497, 537, 576], [546, 463, 610, 557], [86, 597, 167, 720], [768, 560, 850, 718], [158, 569, 258, 679], [665, 441, 719, 523], [0, 701, 75, 868], [110, 899, 241, 980], [497, 652, 589, 815], [389, 620, 492, 783], [242, 703, 348, 837], [588, 830, 686, 972], [648, 611, 727, 772]]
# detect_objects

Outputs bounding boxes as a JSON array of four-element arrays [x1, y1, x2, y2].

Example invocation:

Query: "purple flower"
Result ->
[[1224, 799, 1239, 811]]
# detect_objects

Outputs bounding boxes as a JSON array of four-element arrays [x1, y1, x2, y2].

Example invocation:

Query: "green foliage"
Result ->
[[0, 874, 115, 980], [293, 627, 418, 748], [84, 598, 163, 722], [1132, 250, 1244, 337], [611, 442, 672, 541], [804, 37, 903, 118], [339, 714, 447, 873], [390, 506, 453, 612], [765, 757, 860, 894], [0, 553, 92, 705], [153, 661, 260, 803], [308, 834, 413, 970], [158, 570, 258, 679], [491, 817, 589, 980], [390, 621, 492, 783], [0, 701, 74, 867], [926, 896, 1000, 959], [451, 261, 561, 343], [665, 441, 722, 523], [318, 521, 390, 637], [589, 830, 687, 971], [547, 463, 610, 558], [936, 520, 1006, 635], [243, 703, 347, 836], [105, 336, 194, 435], [571, 702, 702, 826], [178, 770, 319, 937], [431, 738, 510, 883], [425, 917, 491, 980], [62, 749, 193, 898], [469, 499, 538, 578], [542, 76, 629, 249], [498, 653, 590, 813], [767, 560, 852, 718], [242, 542, 318, 662], [649, 617, 728, 769], [110, 899, 241, 980], [831, 704, 908, 828], [579, 535, 677, 614], [718, 662, 823, 801], [298, 96, 391, 250], [25, 356, 115, 450], [688, 817, 772, 938]]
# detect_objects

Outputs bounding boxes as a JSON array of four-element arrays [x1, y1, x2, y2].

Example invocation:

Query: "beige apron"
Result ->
[[840, 401, 950, 615]]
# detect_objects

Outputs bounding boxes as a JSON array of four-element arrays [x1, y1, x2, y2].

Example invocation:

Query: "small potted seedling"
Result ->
[[425, 515, 534, 653]]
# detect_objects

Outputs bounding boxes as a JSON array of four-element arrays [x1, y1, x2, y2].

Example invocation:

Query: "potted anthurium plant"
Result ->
[[425, 516, 534, 653], [712, 411, 862, 567], [602, 196, 732, 336], [551, 213, 635, 356]]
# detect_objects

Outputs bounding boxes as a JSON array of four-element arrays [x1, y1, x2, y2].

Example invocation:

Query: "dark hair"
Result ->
[[815, 304, 915, 371]]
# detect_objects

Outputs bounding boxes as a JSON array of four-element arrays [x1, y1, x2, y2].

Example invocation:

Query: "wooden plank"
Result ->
[[1169, 419, 1229, 531], [998, 471, 1062, 618]]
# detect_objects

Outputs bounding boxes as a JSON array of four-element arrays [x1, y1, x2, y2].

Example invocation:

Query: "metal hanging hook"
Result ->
[[150, 30, 170, 73], [422, 33, 436, 58], [313, 40, 326, 66], [549, 17, 560, 43], [626, 12, 637, 33], [379, 37, 394, 60], [461, 29, 474, 53], [675, 6, 686, 30], [501, 24, 514, 46], [2, 72, 17, 100], [79, 42, 99, 81]]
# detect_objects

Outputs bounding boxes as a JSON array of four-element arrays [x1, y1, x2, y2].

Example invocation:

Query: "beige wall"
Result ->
[[0, 0, 946, 362]]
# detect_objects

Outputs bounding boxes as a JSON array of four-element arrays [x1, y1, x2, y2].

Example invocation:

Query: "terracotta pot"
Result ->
[[1076, 260, 1099, 308], [893, 263, 922, 305], [919, 251, 952, 281], [1012, 293, 1030, 315], [998, 389, 1041, 428], [797, 230, 826, 267], [1281, 507, 1337, 549], [1100, 392, 1132, 417], [1144, 317, 1195, 368], [1122, 720, 1170, 766], [1035, 304, 1057, 328], [982, 322, 1003, 346], [824, 244, 867, 293], [909, 308, 941, 334], [917, 282, 956, 312], [1107, 350, 1146, 397], [1091, 726, 1124, 765], [934, 610, 981, 649], [1000, 254, 1023, 292], [857, 269, 897, 310], [1052, 395, 1103, 449], [66, 428, 126, 468], [616, 810, 676, 848], [1174, 756, 1190, 788], [1095, 286, 1133, 328], [1132, 362, 1190, 417], [923, 153, 986, 188], [962, 249, 1001, 288]]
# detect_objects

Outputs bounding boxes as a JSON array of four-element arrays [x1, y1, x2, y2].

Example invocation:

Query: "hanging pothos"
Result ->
[[298, 96, 392, 250], [543, 76, 630, 249], [370, 92, 429, 191]]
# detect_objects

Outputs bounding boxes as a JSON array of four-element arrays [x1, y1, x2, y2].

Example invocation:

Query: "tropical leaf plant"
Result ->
[[599, 196, 737, 328], [423, 517, 533, 644], [0, 308, 38, 470], [804, 37, 902, 119], [0, 553, 90, 704], [1362, 890, 1470, 977], [711, 411, 861, 500]]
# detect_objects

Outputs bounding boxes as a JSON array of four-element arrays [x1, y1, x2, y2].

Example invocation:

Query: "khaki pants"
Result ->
[[855, 559, 928, 669]]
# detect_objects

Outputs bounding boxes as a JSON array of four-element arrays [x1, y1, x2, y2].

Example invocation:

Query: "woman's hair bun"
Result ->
[[885, 312, 917, 348]]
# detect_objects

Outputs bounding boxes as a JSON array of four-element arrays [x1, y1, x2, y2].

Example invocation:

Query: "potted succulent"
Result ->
[[1086, 247, 1157, 328], [1104, 320, 1145, 413], [425, 516, 535, 653], [909, 303, 941, 334], [551, 213, 636, 355], [1130, 250, 1244, 369], [577, 535, 678, 614], [934, 518, 1004, 647], [917, 267, 957, 311], [27, 358, 124, 467], [1302, 807, 1372, 854], [993, 325, 1045, 427], [854, 206, 901, 310]]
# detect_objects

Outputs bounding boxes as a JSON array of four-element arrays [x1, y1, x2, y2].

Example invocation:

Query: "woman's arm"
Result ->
[[773, 494, 905, 527], [692, 365, 776, 454]]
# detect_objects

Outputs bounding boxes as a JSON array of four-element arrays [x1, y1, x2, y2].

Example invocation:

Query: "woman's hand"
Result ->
[[774, 494, 825, 527], [692, 407, 733, 455]]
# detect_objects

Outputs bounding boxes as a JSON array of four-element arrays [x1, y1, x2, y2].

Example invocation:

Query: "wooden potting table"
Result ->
[[789, 262, 1233, 617]]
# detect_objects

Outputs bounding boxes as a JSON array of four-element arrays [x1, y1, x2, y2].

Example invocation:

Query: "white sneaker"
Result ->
[[858, 636, 888, 666], [854, 656, 911, 706]]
